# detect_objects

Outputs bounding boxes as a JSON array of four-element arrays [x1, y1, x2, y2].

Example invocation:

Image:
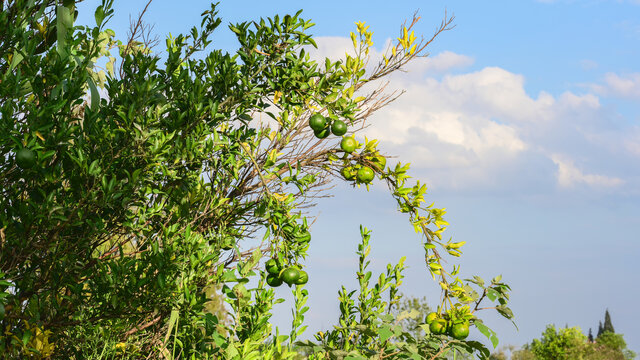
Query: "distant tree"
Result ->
[[511, 346, 536, 360], [603, 309, 615, 334], [392, 293, 432, 339], [518, 323, 636, 360], [529, 325, 587, 360], [489, 349, 508, 360], [589, 328, 594, 343], [591, 332, 636, 360], [579, 331, 635, 360], [598, 321, 604, 337]]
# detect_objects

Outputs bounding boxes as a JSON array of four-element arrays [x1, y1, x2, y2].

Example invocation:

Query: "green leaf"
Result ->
[[464, 341, 491, 359], [56, 5, 74, 57], [496, 305, 513, 319], [487, 288, 499, 301], [238, 113, 252, 121], [163, 308, 179, 345], [86, 76, 99, 110], [378, 325, 393, 342], [94, 5, 105, 27], [475, 322, 499, 348], [221, 271, 238, 282], [8, 51, 24, 73], [225, 343, 239, 359]]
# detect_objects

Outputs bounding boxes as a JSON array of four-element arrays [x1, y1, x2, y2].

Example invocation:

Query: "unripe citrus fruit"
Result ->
[[16, 148, 36, 169], [281, 267, 300, 285], [309, 114, 326, 132], [314, 127, 331, 139], [331, 120, 348, 136], [265, 259, 280, 275], [340, 137, 357, 153], [295, 270, 308, 285], [450, 322, 470, 340], [426, 312, 438, 324], [430, 319, 447, 335], [266, 274, 283, 287], [356, 166, 374, 183], [341, 166, 356, 181]]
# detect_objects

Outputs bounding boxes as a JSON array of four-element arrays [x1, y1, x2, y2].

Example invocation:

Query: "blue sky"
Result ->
[[77, 0, 640, 354]]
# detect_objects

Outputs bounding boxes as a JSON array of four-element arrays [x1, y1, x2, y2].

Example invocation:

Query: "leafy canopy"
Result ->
[[0, 0, 514, 358]]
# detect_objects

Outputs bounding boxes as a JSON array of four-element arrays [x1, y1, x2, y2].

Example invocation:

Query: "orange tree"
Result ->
[[0, 0, 514, 358]]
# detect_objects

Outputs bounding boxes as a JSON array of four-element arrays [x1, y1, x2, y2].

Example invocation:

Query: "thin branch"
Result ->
[[119, 0, 155, 78]]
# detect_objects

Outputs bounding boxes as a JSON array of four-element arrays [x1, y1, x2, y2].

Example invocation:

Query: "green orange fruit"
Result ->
[[280, 267, 300, 285], [266, 274, 283, 287], [450, 322, 470, 340], [331, 120, 348, 136], [341, 166, 356, 181], [425, 312, 438, 324], [430, 319, 447, 335], [314, 127, 331, 139], [309, 114, 327, 132], [265, 259, 280, 275], [356, 166, 374, 183], [340, 137, 357, 153], [295, 270, 308, 285], [16, 148, 36, 169]]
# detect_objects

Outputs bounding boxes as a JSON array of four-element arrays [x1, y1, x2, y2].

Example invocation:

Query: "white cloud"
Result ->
[[551, 154, 624, 188], [365, 108, 526, 156], [596, 72, 640, 99], [306, 37, 637, 194], [403, 51, 474, 74], [307, 36, 354, 63]]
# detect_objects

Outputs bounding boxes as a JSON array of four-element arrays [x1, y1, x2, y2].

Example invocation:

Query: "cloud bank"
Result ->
[[308, 37, 639, 196]]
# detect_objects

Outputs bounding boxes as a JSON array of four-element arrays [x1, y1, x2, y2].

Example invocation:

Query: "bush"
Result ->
[[0, 1, 513, 358]]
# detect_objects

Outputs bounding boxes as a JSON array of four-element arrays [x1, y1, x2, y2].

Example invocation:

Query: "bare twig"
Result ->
[[119, 0, 157, 78]]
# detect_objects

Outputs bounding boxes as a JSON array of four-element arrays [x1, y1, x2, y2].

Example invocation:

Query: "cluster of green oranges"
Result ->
[[264, 259, 308, 287], [338, 137, 386, 185], [263, 222, 311, 287], [308, 112, 386, 184], [309, 113, 348, 139], [425, 312, 470, 340]]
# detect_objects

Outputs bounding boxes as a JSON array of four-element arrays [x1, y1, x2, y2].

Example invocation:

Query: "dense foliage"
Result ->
[[0, 0, 514, 358], [493, 324, 636, 360]]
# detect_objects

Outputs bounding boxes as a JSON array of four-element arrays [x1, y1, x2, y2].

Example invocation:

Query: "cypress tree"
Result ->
[[603, 309, 615, 334], [597, 321, 604, 337], [588, 328, 594, 343]]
